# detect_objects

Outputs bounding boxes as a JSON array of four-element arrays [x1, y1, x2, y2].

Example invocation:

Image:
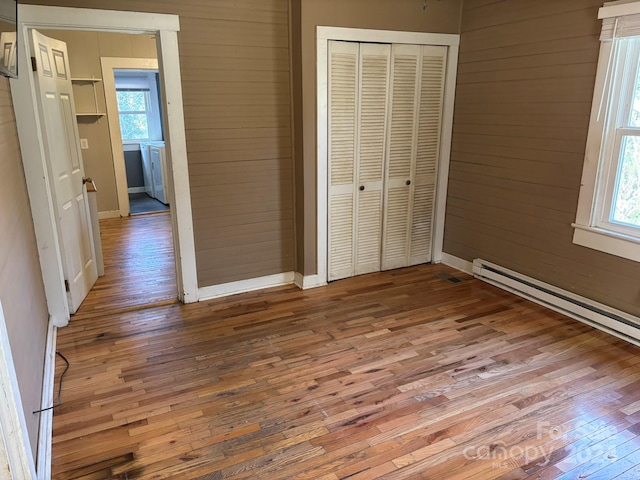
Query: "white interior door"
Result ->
[[328, 41, 358, 281], [409, 45, 447, 266], [354, 43, 390, 275], [328, 41, 391, 281], [31, 30, 97, 314], [382, 44, 421, 271], [381, 44, 447, 270]]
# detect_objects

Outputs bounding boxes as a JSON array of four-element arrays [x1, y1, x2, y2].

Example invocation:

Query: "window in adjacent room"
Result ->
[[573, 2, 640, 263], [114, 71, 163, 142]]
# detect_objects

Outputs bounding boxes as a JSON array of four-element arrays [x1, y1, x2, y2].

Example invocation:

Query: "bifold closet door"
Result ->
[[381, 44, 447, 270], [328, 41, 391, 281]]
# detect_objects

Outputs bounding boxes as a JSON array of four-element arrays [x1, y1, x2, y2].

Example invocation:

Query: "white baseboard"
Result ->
[[37, 319, 57, 480], [440, 253, 473, 275], [473, 258, 640, 347], [198, 272, 295, 301], [294, 272, 327, 290], [97, 210, 121, 220], [127, 186, 146, 194]]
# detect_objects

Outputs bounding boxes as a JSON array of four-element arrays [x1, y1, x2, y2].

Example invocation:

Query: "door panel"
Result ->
[[410, 46, 447, 265], [328, 41, 358, 281], [355, 43, 390, 275], [32, 30, 97, 314], [382, 44, 420, 271]]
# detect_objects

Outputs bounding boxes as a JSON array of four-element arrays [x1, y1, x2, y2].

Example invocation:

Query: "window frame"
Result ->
[[573, 4, 640, 263], [114, 71, 164, 145], [116, 89, 152, 141]]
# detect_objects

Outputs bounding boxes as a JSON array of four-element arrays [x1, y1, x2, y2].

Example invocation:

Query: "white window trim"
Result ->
[[572, 2, 640, 262], [116, 72, 163, 143]]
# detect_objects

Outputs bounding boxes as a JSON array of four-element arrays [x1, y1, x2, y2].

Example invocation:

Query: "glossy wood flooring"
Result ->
[[73, 212, 178, 319], [53, 262, 640, 479]]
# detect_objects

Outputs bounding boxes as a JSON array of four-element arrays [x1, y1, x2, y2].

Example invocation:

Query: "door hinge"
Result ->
[[64, 280, 70, 292], [31, 57, 37, 72]]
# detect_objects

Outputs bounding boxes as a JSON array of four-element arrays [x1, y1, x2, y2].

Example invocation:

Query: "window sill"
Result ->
[[572, 224, 640, 263]]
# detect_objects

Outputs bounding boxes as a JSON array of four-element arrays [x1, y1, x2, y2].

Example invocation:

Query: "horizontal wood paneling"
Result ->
[[445, 0, 640, 316], [0, 78, 49, 459], [25, 0, 295, 287]]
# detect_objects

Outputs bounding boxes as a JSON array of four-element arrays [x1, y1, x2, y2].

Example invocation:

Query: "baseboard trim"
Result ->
[[37, 319, 56, 480], [294, 273, 327, 290], [97, 210, 121, 220], [440, 253, 473, 275], [473, 258, 640, 347], [198, 272, 296, 301], [127, 186, 146, 194]]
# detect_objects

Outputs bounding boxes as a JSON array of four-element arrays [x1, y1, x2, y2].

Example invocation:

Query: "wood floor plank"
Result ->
[[50, 215, 640, 479]]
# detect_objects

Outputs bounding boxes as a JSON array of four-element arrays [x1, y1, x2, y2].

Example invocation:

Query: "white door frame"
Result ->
[[0, 301, 37, 479], [316, 26, 460, 284], [101, 57, 159, 217], [11, 5, 199, 327]]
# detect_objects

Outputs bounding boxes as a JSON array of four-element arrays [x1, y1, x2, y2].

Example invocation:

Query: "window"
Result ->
[[117, 90, 151, 140], [573, 3, 640, 263], [114, 71, 163, 143]]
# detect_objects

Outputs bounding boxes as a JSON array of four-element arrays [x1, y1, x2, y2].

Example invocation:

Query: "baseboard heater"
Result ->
[[472, 259, 640, 347]]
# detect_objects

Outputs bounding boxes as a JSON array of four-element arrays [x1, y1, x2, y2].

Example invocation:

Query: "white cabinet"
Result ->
[[150, 144, 168, 205], [328, 41, 447, 281], [140, 143, 154, 196], [140, 141, 169, 205]]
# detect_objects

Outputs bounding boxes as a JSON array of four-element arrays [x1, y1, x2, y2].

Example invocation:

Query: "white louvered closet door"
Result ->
[[328, 41, 391, 281], [355, 43, 391, 276], [410, 45, 447, 265], [328, 41, 359, 281], [381, 44, 447, 270], [382, 44, 421, 271]]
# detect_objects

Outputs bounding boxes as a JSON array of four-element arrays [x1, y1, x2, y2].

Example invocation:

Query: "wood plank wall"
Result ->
[[445, 0, 640, 316], [25, 0, 294, 287], [0, 77, 49, 459]]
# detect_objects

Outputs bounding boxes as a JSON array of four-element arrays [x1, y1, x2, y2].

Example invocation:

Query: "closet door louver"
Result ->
[[410, 45, 447, 265], [382, 44, 421, 271], [355, 43, 391, 275], [328, 41, 391, 281], [381, 44, 447, 270], [328, 41, 359, 281]]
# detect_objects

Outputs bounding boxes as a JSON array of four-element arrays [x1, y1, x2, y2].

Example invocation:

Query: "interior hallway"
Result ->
[[72, 212, 178, 319], [50, 218, 640, 479]]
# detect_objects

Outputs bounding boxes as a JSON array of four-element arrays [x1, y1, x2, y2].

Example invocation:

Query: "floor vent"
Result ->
[[437, 273, 464, 284], [472, 259, 640, 346]]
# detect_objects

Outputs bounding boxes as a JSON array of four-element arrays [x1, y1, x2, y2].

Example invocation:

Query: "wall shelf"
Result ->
[[71, 77, 102, 83], [71, 78, 104, 121]]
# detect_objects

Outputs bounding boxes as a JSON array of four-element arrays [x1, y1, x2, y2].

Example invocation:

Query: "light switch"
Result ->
[[80, 139, 89, 150]]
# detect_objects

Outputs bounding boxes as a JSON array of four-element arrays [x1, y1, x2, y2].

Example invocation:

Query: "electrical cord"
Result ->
[[33, 351, 69, 414]]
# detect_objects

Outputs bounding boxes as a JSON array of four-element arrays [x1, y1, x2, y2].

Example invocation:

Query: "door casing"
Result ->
[[11, 5, 199, 328]]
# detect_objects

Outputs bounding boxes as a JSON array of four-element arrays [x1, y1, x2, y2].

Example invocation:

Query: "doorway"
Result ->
[[11, 5, 199, 332], [102, 58, 172, 217]]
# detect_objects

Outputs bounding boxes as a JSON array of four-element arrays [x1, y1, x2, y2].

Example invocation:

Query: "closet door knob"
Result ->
[[359, 185, 365, 191], [406, 180, 411, 186]]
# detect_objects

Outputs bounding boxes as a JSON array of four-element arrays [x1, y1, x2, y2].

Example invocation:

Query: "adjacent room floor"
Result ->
[[51, 224, 640, 479], [129, 192, 170, 215]]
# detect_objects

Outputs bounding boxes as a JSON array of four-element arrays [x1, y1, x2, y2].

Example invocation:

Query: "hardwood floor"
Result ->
[[73, 212, 178, 318], [53, 259, 640, 479]]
